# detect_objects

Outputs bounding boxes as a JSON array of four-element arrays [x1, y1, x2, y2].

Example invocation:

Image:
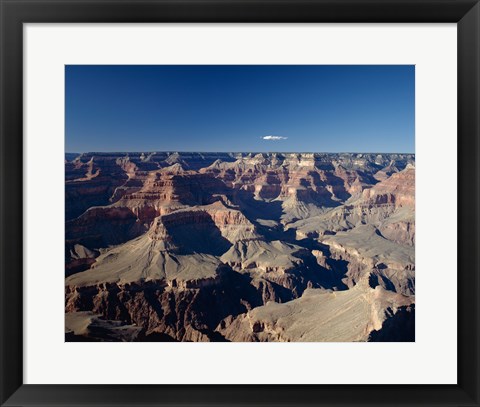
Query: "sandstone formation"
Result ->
[[65, 152, 415, 342]]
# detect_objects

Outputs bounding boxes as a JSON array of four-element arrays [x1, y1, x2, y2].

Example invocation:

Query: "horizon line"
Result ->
[[66, 150, 415, 155]]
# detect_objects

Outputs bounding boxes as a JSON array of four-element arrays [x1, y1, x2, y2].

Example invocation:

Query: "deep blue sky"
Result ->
[[65, 65, 414, 153]]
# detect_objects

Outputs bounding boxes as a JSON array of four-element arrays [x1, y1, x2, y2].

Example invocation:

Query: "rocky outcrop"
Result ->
[[217, 283, 414, 342], [362, 165, 415, 208], [65, 155, 130, 220], [65, 266, 267, 341]]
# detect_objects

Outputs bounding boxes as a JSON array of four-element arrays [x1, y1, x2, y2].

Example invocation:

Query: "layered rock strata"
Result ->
[[65, 152, 415, 342]]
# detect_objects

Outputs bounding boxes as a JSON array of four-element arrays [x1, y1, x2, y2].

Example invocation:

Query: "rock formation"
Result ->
[[65, 152, 415, 342]]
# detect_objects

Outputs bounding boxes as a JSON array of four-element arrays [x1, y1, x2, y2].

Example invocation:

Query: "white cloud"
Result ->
[[262, 135, 288, 140]]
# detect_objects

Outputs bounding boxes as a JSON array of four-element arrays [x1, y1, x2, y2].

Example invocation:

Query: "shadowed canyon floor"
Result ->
[[65, 152, 415, 342]]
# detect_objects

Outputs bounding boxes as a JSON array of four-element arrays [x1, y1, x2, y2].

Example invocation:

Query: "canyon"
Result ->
[[65, 151, 415, 342]]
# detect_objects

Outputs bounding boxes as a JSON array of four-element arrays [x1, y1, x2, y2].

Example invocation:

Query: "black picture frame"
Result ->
[[1, 1, 479, 406]]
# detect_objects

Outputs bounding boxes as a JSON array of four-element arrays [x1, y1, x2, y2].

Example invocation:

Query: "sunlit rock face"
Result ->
[[65, 152, 415, 342]]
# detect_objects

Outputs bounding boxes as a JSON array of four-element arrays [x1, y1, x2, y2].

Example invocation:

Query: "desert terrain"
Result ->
[[65, 152, 415, 342]]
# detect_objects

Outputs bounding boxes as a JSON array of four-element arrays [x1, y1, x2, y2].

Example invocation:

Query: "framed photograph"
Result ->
[[1, 0, 479, 406]]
